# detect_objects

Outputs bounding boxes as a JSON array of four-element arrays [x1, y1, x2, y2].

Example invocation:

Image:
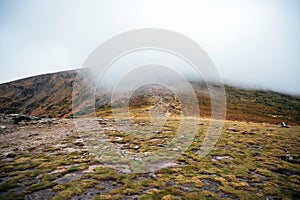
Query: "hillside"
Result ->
[[0, 70, 76, 118], [0, 70, 299, 125], [0, 70, 299, 199]]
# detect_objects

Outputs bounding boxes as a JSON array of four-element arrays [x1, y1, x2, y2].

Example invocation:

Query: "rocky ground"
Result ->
[[0, 115, 299, 199]]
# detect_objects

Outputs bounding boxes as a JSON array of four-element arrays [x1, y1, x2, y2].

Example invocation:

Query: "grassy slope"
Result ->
[[224, 86, 300, 125], [97, 84, 300, 126], [0, 71, 299, 199], [0, 70, 299, 125], [0, 70, 76, 118]]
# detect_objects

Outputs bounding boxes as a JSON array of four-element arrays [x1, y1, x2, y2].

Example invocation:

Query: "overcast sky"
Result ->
[[0, 0, 299, 95]]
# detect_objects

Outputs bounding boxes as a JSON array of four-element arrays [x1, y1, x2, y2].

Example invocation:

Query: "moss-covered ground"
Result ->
[[0, 117, 299, 199]]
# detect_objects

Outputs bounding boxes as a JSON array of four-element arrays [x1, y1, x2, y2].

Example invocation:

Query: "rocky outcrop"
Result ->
[[0, 113, 57, 125]]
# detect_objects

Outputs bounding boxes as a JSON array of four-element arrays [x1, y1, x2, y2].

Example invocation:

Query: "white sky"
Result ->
[[0, 0, 299, 95]]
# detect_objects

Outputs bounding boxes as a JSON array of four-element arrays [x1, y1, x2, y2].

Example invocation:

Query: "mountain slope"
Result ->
[[0, 70, 299, 125], [0, 70, 76, 118]]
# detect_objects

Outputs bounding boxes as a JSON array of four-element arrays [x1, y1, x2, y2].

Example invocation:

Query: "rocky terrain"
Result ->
[[0, 70, 299, 199], [0, 114, 299, 199]]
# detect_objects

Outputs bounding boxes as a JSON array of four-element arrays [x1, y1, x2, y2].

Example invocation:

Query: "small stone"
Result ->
[[37, 174, 44, 179], [4, 151, 16, 158], [162, 194, 179, 200], [212, 156, 233, 161], [65, 148, 77, 153], [132, 157, 142, 161], [227, 128, 239, 132], [287, 154, 293, 161], [0, 125, 6, 129], [134, 145, 139, 150], [150, 173, 157, 179], [172, 148, 180, 152], [2, 158, 14, 162], [281, 122, 289, 128], [143, 153, 149, 157], [253, 152, 260, 157]]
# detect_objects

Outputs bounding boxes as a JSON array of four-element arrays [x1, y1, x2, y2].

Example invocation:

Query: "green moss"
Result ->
[[42, 174, 56, 182], [0, 179, 18, 192], [183, 191, 219, 199], [26, 181, 55, 193], [85, 167, 119, 181], [68, 166, 80, 172], [53, 179, 98, 200], [138, 187, 181, 200], [0, 118, 299, 199], [218, 186, 259, 200], [94, 194, 121, 200], [0, 192, 25, 200]]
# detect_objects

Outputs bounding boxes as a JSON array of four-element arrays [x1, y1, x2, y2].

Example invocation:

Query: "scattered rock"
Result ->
[[250, 171, 266, 180], [131, 157, 142, 162], [172, 148, 180, 152], [3, 151, 16, 158], [281, 122, 289, 128], [226, 128, 239, 132], [0, 113, 57, 125], [165, 181, 175, 187], [287, 154, 293, 161], [252, 152, 260, 157], [115, 137, 123, 141], [271, 168, 300, 176], [64, 147, 79, 153], [241, 131, 255, 135], [150, 172, 157, 180], [53, 172, 83, 184], [25, 189, 57, 200], [28, 133, 39, 137], [0, 125, 6, 129], [211, 156, 233, 162], [181, 183, 196, 192], [1, 157, 14, 162], [279, 155, 300, 164], [201, 179, 219, 192]]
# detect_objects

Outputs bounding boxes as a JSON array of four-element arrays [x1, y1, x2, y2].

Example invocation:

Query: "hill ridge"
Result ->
[[0, 70, 299, 125]]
